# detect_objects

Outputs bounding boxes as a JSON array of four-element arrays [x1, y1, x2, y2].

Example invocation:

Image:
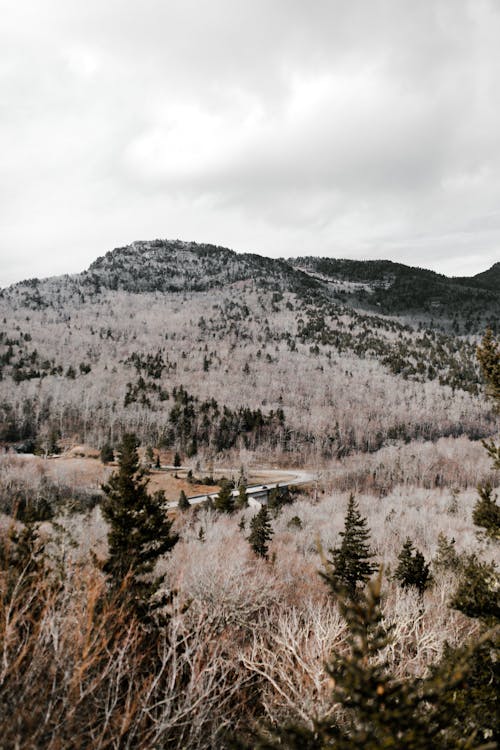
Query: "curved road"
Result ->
[[167, 468, 316, 509]]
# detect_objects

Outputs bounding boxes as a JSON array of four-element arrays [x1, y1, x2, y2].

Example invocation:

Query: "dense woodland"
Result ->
[[0, 241, 499, 748]]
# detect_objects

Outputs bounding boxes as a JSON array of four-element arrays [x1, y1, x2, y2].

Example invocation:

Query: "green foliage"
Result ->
[[433, 533, 461, 573], [477, 328, 500, 406], [214, 481, 235, 514], [0, 522, 45, 600], [99, 443, 114, 464], [101, 433, 178, 598], [472, 484, 500, 539], [431, 328, 500, 746], [243, 575, 489, 749], [434, 636, 500, 745], [450, 554, 500, 624], [173, 451, 181, 468], [235, 483, 248, 510], [178, 490, 190, 512], [324, 494, 377, 599], [394, 538, 431, 594], [267, 485, 293, 515], [248, 505, 273, 559]]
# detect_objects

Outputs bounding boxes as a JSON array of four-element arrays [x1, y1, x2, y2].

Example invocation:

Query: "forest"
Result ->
[[0, 242, 499, 748]]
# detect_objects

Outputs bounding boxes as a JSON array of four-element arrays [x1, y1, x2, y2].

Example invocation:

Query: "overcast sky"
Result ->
[[1, 0, 500, 287]]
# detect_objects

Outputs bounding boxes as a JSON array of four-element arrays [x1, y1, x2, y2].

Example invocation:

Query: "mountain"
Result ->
[[456, 261, 500, 292], [0, 240, 496, 459], [292, 256, 500, 333], [2, 240, 319, 306]]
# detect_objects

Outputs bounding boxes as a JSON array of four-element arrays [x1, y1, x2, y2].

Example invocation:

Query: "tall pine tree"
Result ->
[[325, 494, 377, 599], [248, 505, 273, 559], [214, 481, 235, 514], [101, 433, 178, 592], [394, 537, 431, 594]]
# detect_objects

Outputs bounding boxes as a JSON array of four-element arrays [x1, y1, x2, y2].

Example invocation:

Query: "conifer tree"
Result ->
[[101, 433, 178, 593], [477, 328, 500, 405], [178, 489, 190, 511], [394, 538, 431, 594], [235, 482, 248, 509], [214, 481, 234, 514], [241, 575, 487, 749], [433, 533, 461, 573], [248, 505, 273, 559], [325, 494, 377, 599], [100, 443, 114, 464], [433, 329, 500, 744], [477, 328, 500, 469], [472, 484, 500, 539]]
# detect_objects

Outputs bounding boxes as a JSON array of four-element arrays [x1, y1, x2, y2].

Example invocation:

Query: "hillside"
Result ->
[[0, 240, 496, 459], [293, 256, 500, 334]]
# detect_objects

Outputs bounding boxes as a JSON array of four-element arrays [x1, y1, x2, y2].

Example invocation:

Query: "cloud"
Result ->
[[0, 0, 499, 285]]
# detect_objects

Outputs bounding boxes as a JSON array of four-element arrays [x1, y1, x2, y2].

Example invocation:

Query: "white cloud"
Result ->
[[0, 0, 499, 286]]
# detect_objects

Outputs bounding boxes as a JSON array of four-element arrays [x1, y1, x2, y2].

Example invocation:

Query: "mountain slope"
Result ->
[[0, 240, 495, 459], [293, 256, 500, 333]]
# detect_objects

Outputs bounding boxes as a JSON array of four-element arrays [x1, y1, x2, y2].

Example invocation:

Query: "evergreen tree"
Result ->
[[451, 554, 500, 624], [325, 494, 377, 599], [214, 481, 234, 514], [477, 328, 500, 405], [433, 533, 461, 573], [248, 505, 273, 559], [432, 329, 500, 745], [173, 451, 181, 468], [100, 443, 114, 464], [235, 482, 248, 509], [178, 490, 190, 512], [472, 484, 500, 539], [394, 538, 431, 594], [477, 328, 500, 469], [240, 575, 487, 749], [101, 433, 178, 594]]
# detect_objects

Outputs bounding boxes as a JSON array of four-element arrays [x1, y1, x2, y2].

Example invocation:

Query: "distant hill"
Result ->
[[455, 261, 500, 292], [292, 256, 500, 333]]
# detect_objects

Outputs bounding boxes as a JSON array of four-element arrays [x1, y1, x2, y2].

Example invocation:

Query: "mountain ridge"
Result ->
[[1, 239, 498, 334]]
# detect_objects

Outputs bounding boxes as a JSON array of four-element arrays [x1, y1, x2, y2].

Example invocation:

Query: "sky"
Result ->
[[1, 0, 500, 287]]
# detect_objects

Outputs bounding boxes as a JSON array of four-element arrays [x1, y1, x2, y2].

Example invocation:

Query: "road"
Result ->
[[166, 468, 316, 509]]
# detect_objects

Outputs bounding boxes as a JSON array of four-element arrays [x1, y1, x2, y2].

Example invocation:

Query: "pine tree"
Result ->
[[325, 494, 377, 599], [101, 433, 178, 594], [173, 451, 181, 468], [240, 575, 487, 749], [394, 538, 431, 594], [477, 328, 500, 469], [477, 328, 500, 405], [100, 443, 114, 464], [432, 329, 500, 745], [235, 482, 248, 510], [248, 505, 273, 559], [214, 481, 234, 514], [178, 490, 190, 512], [433, 533, 461, 573], [451, 554, 500, 624], [472, 484, 500, 539]]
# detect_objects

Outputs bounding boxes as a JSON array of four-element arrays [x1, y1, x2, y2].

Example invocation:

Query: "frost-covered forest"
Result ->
[[0, 241, 499, 749]]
